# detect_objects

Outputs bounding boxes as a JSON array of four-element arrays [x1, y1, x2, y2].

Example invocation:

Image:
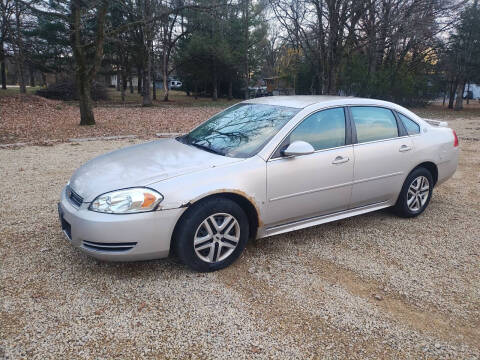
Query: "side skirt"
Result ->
[[260, 201, 390, 238]]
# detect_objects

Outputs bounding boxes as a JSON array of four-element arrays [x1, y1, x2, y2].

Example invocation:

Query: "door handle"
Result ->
[[399, 145, 412, 152], [332, 156, 349, 164]]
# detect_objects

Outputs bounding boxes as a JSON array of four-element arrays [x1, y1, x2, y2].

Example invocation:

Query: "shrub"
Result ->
[[36, 80, 109, 101]]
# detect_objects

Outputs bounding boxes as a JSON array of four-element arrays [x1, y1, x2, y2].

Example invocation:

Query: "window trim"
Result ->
[[395, 111, 421, 136], [269, 106, 351, 160], [348, 105, 404, 144]]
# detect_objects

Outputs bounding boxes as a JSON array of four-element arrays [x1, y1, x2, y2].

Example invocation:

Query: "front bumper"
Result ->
[[58, 187, 185, 261]]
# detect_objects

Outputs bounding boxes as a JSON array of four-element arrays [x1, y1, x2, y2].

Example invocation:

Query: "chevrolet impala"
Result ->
[[58, 96, 459, 271]]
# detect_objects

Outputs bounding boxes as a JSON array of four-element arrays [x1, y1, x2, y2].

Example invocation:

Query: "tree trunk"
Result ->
[[29, 65, 35, 87], [448, 80, 456, 109], [116, 68, 121, 91], [121, 69, 126, 103], [194, 81, 198, 99], [442, 83, 447, 106], [142, 56, 152, 106], [162, 50, 169, 101], [142, 0, 153, 106], [137, 66, 143, 93], [243, 0, 249, 100], [1, 57, 6, 89], [0, 40, 5, 89], [454, 81, 465, 111], [77, 75, 95, 125], [70, 0, 108, 126], [228, 80, 232, 100], [212, 74, 218, 101], [142, 52, 152, 106], [152, 45, 156, 101], [128, 73, 134, 93], [152, 77, 156, 100], [466, 82, 470, 105], [14, 0, 26, 94]]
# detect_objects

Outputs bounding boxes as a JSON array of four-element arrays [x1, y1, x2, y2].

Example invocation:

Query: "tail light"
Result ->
[[452, 130, 459, 147]]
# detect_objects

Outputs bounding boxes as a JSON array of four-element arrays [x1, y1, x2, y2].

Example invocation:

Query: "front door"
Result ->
[[265, 107, 354, 226]]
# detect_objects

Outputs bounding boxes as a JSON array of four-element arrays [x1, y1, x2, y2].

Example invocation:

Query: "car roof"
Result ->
[[244, 95, 352, 108], [244, 95, 402, 109]]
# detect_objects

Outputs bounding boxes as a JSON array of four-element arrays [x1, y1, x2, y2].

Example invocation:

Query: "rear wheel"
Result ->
[[394, 167, 433, 218], [173, 197, 249, 272]]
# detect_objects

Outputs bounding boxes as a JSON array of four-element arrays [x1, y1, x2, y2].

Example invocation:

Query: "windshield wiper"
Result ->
[[176, 134, 224, 156], [189, 142, 224, 156]]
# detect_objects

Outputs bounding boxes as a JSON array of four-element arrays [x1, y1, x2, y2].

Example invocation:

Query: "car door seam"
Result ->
[[352, 171, 404, 185]]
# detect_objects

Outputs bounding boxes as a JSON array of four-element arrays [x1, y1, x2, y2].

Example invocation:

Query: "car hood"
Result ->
[[69, 138, 241, 202]]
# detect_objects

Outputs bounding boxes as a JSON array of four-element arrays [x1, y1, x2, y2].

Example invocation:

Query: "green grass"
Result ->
[[103, 88, 239, 108], [412, 102, 480, 121], [0, 86, 42, 98], [0, 85, 239, 108]]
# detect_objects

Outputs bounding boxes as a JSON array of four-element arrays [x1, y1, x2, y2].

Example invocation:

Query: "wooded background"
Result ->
[[1, 0, 479, 125]]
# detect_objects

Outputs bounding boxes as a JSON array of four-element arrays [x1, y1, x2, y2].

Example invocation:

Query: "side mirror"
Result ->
[[282, 141, 315, 157]]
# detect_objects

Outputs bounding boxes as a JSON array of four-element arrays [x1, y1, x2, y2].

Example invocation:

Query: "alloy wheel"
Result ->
[[193, 213, 240, 263], [407, 176, 430, 212]]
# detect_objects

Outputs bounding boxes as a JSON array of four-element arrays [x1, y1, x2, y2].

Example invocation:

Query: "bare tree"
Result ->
[[142, 0, 153, 106], [13, 0, 26, 93], [70, 0, 108, 125], [157, 0, 188, 102], [0, 0, 14, 90]]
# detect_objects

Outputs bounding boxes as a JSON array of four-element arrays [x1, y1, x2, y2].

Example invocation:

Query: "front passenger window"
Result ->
[[351, 107, 398, 143], [289, 107, 346, 151]]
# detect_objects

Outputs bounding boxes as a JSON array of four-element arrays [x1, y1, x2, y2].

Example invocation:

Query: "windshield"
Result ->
[[178, 103, 300, 158]]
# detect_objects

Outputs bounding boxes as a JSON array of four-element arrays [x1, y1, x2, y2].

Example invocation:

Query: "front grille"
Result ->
[[82, 240, 137, 252], [67, 185, 83, 207]]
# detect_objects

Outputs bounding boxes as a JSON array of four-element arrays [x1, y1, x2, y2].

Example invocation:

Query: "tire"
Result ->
[[393, 167, 434, 218], [173, 197, 249, 272]]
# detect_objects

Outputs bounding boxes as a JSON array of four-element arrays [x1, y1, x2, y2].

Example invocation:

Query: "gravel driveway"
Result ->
[[1, 117, 479, 359]]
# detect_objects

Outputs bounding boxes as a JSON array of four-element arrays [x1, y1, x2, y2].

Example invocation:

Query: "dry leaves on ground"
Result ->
[[0, 95, 223, 145]]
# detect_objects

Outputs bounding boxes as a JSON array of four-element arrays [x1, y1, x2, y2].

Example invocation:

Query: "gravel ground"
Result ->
[[1, 116, 479, 359]]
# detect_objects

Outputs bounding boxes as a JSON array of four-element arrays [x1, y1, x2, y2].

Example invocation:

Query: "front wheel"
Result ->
[[393, 167, 434, 218], [173, 197, 249, 272]]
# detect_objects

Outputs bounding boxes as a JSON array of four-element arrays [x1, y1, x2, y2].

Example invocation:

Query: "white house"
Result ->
[[464, 83, 480, 100]]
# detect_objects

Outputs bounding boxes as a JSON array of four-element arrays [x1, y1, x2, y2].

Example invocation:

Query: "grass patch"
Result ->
[[0, 86, 42, 98], [102, 88, 240, 107], [412, 101, 480, 121]]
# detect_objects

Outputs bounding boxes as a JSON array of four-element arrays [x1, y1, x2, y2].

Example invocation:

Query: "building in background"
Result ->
[[464, 83, 480, 100]]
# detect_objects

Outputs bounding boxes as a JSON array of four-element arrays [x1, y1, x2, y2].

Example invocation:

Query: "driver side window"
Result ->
[[289, 107, 346, 151]]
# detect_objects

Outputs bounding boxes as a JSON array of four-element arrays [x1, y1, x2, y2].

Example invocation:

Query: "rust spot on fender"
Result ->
[[192, 189, 264, 228]]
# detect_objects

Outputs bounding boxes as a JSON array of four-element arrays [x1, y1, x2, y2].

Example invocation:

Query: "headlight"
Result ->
[[89, 188, 163, 214]]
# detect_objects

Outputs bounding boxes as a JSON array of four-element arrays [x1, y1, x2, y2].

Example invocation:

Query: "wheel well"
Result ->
[[172, 193, 259, 249], [218, 193, 259, 240], [415, 162, 438, 186]]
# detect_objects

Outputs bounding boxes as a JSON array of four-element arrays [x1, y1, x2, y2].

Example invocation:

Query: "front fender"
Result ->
[[150, 155, 267, 222]]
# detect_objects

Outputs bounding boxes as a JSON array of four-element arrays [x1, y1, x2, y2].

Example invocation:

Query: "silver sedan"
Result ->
[[58, 96, 459, 271]]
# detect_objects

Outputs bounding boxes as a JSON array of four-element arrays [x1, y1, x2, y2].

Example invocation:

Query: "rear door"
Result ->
[[349, 106, 414, 208], [265, 107, 354, 226]]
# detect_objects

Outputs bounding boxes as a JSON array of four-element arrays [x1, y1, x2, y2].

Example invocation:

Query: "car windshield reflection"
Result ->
[[178, 103, 300, 158]]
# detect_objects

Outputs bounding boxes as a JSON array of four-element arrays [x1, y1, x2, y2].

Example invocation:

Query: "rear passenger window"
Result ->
[[351, 107, 398, 143], [289, 107, 346, 150], [398, 113, 420, 135]]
